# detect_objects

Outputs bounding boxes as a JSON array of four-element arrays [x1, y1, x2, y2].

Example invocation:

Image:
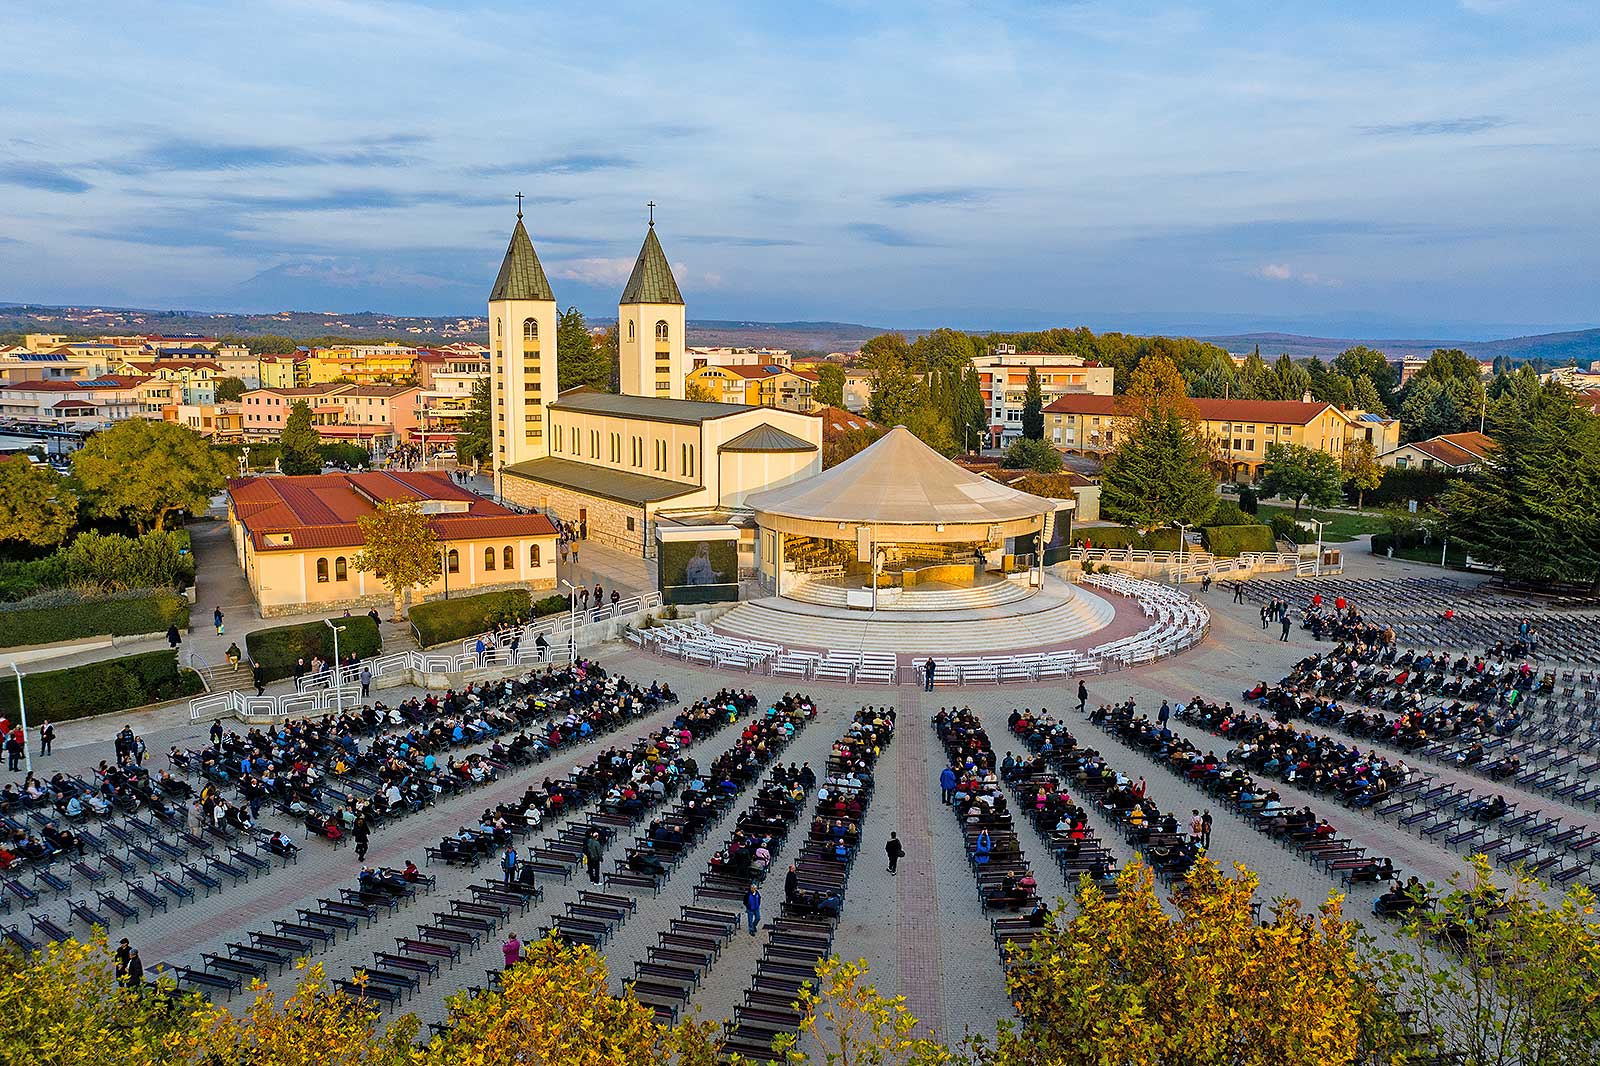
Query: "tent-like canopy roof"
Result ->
[[746, 426, 1053, 538]]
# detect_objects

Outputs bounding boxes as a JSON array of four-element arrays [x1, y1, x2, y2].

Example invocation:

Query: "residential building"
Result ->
[[0, 348, 115, 384], [687, 346, 791, 369], [414, 348, 489, 449], [307, 345, 419, 385], [1043, 395, 1402, 481], [685, 364, 820, 412], [842, 368, 875, 413], [142, 342, 260, 386], [974, 346, 1115, 445], [239, 383, 422, 450], [0, 375, 173, 427], [258, 353, 312, 388], [227, 469, 557, 615], [954, 455, 1102, 522], [486, 211, 821, 556], [1380, 430, 1495, 472], [116, 358, 223, 404], [164, 402, 245, 439], [22, 334, 71, 353]]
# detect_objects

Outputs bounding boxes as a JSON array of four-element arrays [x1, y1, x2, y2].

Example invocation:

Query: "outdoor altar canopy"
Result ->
[[744, 427, 1071, 610]]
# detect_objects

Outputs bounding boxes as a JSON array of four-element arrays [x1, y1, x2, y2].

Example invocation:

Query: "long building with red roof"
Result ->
[[227, 469, 557, 615]]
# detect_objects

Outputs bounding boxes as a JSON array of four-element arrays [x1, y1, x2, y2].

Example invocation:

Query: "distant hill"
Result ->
[[1201, 328, 1600, 364]]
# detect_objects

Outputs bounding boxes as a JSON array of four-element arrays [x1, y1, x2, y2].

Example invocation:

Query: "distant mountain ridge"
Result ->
[[1200, 328, 1600, 363]]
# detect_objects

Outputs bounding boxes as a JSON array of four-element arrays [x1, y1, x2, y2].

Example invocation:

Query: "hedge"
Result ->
[[411, 590, 533, 648], [1359, 467, 1455, 507], [0, 649, 204, 723], [1201, 523, 1277, 557], [0, 592, 191, 649], [1070, 527, 1181, 552], [246, 615, 382, 681]]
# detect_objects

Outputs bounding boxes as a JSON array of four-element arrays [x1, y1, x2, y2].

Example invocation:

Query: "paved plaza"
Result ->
[[11, 551, 1573, 1048]]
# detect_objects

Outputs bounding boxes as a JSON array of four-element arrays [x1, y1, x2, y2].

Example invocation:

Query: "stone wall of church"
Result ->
[[501, 478, 650, 558]]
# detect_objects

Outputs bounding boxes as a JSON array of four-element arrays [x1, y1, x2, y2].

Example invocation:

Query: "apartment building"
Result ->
[[0, 375, 174, 427], [164, 402, 245, 439], [687, 346, 791, 370], [239, 383, 421, 448], [307, 344, 419, 385], [974, 346, 1115, 445], [414, 348, 488, 448], [685, 364, 819, 412]]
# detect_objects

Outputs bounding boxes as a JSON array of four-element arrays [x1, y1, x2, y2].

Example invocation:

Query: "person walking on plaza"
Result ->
[[1157, 700, 1171, 728], [38, 720, 53, 757], [1201, 809, 1213, 849], [1190, 809, 1204, 842], [885, 832, 904, 875], [353, 815, 370, 862], [253, 663, 266, 697], [502, 932, 522, 969], [502, 844, 519, 885], [5, 728, 21, 772], [359, 665, 372, 699], [939, 765, 957, 805], [213, 607, 224, 636], [744, 885, 761, 936], [923, 657, 937, 692], [583, 830, 603, 884], [1280, 614, 1292, 642], [167, 624, 181, 649], [1077, 679, 1089, 713], [784, 864, 798, 903]]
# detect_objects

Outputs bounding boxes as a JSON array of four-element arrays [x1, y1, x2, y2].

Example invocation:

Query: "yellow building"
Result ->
[[307, 345, 419, 385], [228, 469, 557, 616], [259, 354, 311, 388], [1043, 396, 1401, 481], [685, 364, 820, 412]]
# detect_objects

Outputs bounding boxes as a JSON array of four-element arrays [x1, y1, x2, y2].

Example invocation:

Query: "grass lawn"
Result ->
[[1254, 505, 1388, 542]]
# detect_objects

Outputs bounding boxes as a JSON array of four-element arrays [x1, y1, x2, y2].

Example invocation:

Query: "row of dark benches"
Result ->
[[624, 905, 740, 1022]]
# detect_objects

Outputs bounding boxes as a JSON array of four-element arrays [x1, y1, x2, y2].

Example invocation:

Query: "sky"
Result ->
[[1, 0, 1597, 337]]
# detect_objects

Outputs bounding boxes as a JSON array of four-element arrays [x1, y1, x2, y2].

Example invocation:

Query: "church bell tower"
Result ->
[[487, 197, 559, 495], [618, 206, 686, 399]]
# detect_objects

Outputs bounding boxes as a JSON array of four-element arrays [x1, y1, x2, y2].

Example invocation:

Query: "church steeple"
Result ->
[[618, 208, 687, 399], [620, 225, 684, 306], [489, 210, 555, 303]]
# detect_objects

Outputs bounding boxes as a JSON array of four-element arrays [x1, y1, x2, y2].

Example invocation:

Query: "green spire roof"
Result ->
[[619, 226, 684, 305], [489, 217, 555, 303]]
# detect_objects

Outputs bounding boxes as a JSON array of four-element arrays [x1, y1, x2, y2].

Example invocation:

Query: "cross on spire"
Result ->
[[515, 191, 524, 219], [647, 200, 656, 226]]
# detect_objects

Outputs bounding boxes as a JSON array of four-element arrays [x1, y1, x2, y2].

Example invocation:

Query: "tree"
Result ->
[[0, 457, 77, 547], [1351, 373, 1385, 414], [1186, 350, 1240, 399], [600, 323, 621, 393], [212, 961, 416, 1066], [684, 380, 718, 403], [865, 354, 925, 427], [456, 375, 492, 468], [814, 363, 845, 407], [557, 307, 609, 391], [781, 956, 952, 1066], [354, 499, 442, 619], [859, 332, 912, 365], [1442, 381, 1600, 586], [1100, 356, 1217, 531], [70, 420, 229, 533], [909, 327, 977, 372], [214, 376, 247, 402], [1260, 443, 1344, 518], [1341, 438, 1383, 511], [1003, 437, 1062, 473], [1332, 345, 1398, 408], [1021, 367, 1044, 440], [823, 425, 884, 469], [1379, 856, 1600, 1066], [279, 400, 323, 475], [999, 858, 1376, 1066], [1266, 354, 1312, 401], [905, 406, 957, 457]]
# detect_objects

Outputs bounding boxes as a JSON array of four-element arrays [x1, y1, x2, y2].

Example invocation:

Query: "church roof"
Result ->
[[551, 388, 752, 425], [745, 425, 1053, 527], [620, 226, 684, 305], [720, 424, 817, 453], [489, 217, 555, 303]]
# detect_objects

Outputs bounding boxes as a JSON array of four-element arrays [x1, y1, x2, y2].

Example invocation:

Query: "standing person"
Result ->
[[1234, 581, 1246, 604], [885, 832, 905, 875], [1201, 810, 1213, 849], [252, 663, 266, 697], [1260, 604, 1270, 630], [5, 728, 21, 772], [1157, 701, 1171, 728], [583, 831, 603, 885], [579, 518, 588, 541], [166, 624, 181, 649], [923, 657, 937, 692], [502, 844, 519, 885], [1077, 679, 1089, 713], [744, 885, 761, 936], [610, 589, 621, 611], [115, 938, 132, 984], [592, 583, 603, 610], [353, 815, 370, 862], [502, 932, 522, 969], [213, 607, 225, 636], [359, 665, 372, 699], [126, 948, 143, 989], [38, 720, 53, 757], [1190, 809, 1204, 841], [938, 765, 957, 805], [1280, 614, 1292, 642], [784, 863, 798, 903]]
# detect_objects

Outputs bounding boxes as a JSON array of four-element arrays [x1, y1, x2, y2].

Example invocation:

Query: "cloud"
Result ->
[[1255, 263, 1341, 287], [209, 188, 513, 213], [676, 234, 803, 247], [551, 257, 635, 286], [846, 222, 928, 247], [1360, 115, 1509, 137], [104, 136, 421, 174], [884, 187, 990, 207], [481, 154, 634, 177], [0, 161, 92, 193]]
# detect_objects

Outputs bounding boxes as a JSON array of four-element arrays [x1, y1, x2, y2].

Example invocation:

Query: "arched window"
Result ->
[[529, 543, 541, 567], [494, 318, 501, 338], [316, 558, 329, 583], [334, 556, 348, 581], [447, 549, 460, 573], [655, 320, 669, 343], [484, 547, 496, 571], [502, 545, 513, 570], [522, 318, 538, 341], [627, 319, 635, 341]]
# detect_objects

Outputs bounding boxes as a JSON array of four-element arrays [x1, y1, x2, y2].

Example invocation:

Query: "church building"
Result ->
[[489, 206, 822, 557]]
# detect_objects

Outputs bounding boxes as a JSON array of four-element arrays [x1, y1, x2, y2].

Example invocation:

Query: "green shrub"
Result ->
[[534, 594, 570, 617], [1267, 513, 1312, 544], [0, 591, 191, 649], [1070, 527, 1180, 552], [0, 649, 204, 722], [410, 590, 533, 647], [1237, 486, 1259, 514], [60, 530, 195, 591], [1203, 500, 1254, 527], [1365, 467, 1454, 506], [1201, 523, 1278, 557], [246, 615, 382, 681], [317, 442, 370, 468], [0, 554, 68, 603]]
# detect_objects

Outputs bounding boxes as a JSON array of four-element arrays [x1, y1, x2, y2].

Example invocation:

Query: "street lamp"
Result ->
[[5, 664, 29, 774], [559, 579, 578, 667], [324, 620, 347, 714], [1305, 518, 1327, 577], [1174, 522, 1193, 586]]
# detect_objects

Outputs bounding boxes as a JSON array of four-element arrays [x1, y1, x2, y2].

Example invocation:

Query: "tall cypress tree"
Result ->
[[1100, 356, 1217, 530], [1022, 367, 1045, 440], [279, 400, 323, 474]]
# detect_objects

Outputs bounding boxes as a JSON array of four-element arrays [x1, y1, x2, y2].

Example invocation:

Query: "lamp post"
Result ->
[[324, 620, 346, 715], [1174, 522, 1193, 586], [1305, 518, 1327, 577], [6, 664, 29, 774], [559, 579, 578, 666]]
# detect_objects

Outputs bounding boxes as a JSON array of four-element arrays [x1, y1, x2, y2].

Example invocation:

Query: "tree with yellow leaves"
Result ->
[[776, 956, 954, 1066], [994, 858, 1377, 1066], [207, 961, 417, 1066]]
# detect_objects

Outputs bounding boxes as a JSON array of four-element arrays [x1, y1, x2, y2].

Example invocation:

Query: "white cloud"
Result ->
[[1258, 262, 1293, 280], [1256, 262, 1341, 287], [551, 257, 633, 286]]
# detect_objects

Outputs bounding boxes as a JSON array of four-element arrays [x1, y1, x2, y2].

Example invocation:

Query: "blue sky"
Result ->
[[1, 0, 1596, 337]]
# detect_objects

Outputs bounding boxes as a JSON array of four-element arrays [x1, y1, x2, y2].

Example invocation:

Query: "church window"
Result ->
[[495, 319, 501, 339], [484, 547, 496, 571], [522, 318, 538, 341], [316, 558, 329, 583], [447, 549, 460, 573], [627, 319, 635, 341], [590, 429, 599, 457], [655, 439, 667, 472], [655, 320, 669, 343], [529, 544, 541, 567], [503, 545, 514, 570], [334, 556, 348, 581]]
